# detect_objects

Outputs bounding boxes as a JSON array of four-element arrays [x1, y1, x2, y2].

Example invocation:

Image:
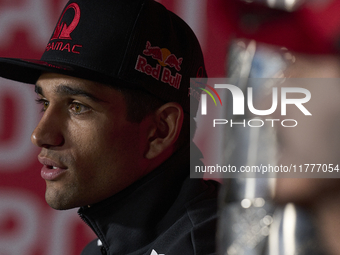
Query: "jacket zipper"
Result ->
[[78, 211, 109, 254]]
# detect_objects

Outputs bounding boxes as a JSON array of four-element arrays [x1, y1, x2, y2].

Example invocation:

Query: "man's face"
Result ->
[[32, 73, 150, 210]]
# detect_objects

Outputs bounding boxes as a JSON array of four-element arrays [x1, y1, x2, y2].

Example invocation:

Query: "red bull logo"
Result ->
[[143, 41, 163, 62], [135, 41, 183, 89]]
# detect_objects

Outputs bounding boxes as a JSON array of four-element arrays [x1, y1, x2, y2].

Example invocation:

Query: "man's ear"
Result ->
[[145, 102, 183, 159]]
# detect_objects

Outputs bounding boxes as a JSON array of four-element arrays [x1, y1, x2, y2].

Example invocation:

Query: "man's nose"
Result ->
[[31, 107, 64, 148]]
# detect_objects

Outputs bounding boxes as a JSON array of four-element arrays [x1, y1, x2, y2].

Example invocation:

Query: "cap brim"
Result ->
[[0, 58, 77, 84], [0, 58, 128, 85]]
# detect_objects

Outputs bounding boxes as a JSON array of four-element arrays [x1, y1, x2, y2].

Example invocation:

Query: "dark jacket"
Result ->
[[79, 144, 219, 255]]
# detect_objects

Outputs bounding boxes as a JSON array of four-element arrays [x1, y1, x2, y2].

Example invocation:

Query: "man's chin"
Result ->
[[46, 198, 76, 210], [45, 189, 79, 210]]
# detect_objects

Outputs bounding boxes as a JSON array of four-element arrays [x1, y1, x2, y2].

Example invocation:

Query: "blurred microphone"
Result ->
[[238, 0, 305, 11], [217, 39, 324, 255]]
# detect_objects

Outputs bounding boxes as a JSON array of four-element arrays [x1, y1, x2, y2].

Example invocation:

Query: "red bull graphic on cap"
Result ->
[[45, 3, 82, 54], [135, 41, 183, 89]]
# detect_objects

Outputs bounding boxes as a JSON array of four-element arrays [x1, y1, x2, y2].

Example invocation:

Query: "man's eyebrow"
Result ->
[[35, 84, 104, 103], [55, 85, 104, 102], [35, 85, 43, 96]]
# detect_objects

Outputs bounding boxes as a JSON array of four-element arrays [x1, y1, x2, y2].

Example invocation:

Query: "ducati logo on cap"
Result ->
[[135, 41, 183, 90], [45, 3, 82, 54], [51, 3, 81, 40]]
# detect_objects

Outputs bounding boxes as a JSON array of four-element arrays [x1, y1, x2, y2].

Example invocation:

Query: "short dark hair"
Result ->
[[118, 87, 196, 149]]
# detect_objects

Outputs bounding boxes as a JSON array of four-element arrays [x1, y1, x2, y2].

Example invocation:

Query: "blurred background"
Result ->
[[1, 0, 340, 254]]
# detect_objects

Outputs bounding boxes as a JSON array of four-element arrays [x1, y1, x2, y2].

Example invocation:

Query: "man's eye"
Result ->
[[35, 98, 49, 112], [70, 102, 90, 115]]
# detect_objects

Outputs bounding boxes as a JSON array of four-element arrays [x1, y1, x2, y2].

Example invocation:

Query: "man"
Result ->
[[0, 0, 219, 254]]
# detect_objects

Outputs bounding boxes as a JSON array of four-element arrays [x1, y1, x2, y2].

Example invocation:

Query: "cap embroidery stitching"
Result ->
[[46, 3, 83, 55], [135, 41, 183, 90], [51, 3, 81, 40]]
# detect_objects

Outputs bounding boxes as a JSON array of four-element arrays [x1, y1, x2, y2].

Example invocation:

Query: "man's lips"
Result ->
[[38, 156, 68, 181]]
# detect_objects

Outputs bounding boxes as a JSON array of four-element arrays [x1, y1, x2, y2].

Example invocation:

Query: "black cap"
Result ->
[[0, 0, 207, 115]]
